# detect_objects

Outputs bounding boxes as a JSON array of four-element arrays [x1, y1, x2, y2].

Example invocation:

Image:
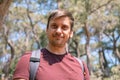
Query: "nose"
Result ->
[[56, 27, 62, 33]]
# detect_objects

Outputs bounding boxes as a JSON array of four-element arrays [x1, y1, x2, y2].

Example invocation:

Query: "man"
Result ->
[[13, 9, 90, 80]]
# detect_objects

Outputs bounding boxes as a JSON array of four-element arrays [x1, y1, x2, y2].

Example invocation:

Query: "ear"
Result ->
[[70, 31, 73, 38]]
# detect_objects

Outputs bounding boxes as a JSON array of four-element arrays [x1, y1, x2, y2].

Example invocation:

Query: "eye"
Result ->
[[51, 24, 58, 29], [62, 25, 69, 30]]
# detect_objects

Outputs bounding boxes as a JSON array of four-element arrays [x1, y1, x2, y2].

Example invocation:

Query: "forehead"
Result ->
[[49, 10, 73, 23], [49, 16, 71, 25]]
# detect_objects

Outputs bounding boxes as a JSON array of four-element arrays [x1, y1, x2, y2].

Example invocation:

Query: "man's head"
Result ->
[[47, 9, 74, 31], [46, 9, 74, 47]]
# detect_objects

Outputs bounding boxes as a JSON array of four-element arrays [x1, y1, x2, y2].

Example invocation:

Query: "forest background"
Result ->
[[0, 0, 120, 80]]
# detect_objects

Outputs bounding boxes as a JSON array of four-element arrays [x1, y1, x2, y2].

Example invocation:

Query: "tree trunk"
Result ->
[[1, 37, 14, 79], [115, 48, 120, 62], [74, 40, 80, 57], [98, 26, 110, 77], [113, 36, 120, 62], [0, 0, 13, 30], [2, 24, 15, 79], [26, 1, 41, 49], [84, 22, 92, 75], [99, 48, 109, 76]]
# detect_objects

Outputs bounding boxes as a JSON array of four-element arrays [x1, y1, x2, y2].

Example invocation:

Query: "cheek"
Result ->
[[47, 31, 53, 38], [47, 29, 54, 34], [64, 32, 71, 38], [63, 34, 70, 40]]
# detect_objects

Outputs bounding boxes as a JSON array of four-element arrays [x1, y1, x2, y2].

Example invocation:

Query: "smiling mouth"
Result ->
[[53, 34, 64, 40], [55, 37, 62, 39]]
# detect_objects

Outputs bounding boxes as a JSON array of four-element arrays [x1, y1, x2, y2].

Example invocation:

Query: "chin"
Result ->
[[53, 43, 65, 47]]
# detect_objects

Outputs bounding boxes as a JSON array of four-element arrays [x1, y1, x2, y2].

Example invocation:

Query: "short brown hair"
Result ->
[[47, 9, 74, 30]]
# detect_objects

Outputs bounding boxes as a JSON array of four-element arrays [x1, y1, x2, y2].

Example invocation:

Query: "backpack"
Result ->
[[29, 49, 86, 80]]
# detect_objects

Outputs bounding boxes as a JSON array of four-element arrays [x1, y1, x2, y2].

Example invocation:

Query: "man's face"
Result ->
[[46, 16, 73, 47]]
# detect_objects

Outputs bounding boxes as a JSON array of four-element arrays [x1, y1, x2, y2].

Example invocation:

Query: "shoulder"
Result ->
[[13, 51, 32, 80], [75, 58, 90, 80], [22, 51, 32, 56], [74, 57, 90, 80], [17, 51, 32, 65]]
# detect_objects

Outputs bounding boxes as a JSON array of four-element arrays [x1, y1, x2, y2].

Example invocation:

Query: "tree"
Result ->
[[0, 0, 13, 30]]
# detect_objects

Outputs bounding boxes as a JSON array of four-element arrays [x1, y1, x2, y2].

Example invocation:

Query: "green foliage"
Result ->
[[40, 30, 48, 48], [9, 58, 18, 75]]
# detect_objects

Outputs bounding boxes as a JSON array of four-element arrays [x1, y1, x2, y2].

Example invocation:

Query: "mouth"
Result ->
[[53, 35, 62, 38], [55, 36, 62, 40], [53, 34, 64, 40]]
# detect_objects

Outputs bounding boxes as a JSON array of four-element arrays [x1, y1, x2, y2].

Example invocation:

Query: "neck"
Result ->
[[46, 44, 67, 55]]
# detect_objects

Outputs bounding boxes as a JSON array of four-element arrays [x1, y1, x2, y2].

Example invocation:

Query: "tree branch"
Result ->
[[104, 32, 113, 42], [90, 0, 114, 14]]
